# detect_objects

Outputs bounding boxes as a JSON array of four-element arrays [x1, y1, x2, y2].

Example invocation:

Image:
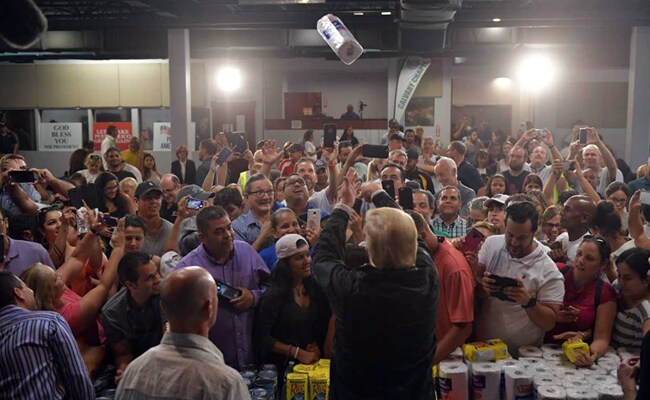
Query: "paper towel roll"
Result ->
[[553, 368, 584, 380], [504, 368, 533, 400], [527, 365, 553, 377], [586, 374, 617, 386], [609, 369, 617, 378], [537, 385, 567, 400], [595, 385, 624, 400], [562, 380, 591, 390], [580, 364, 608, 376], [565, 388, 598, 400], [471, 362, 501, 400], [439, 361, 469, 400], [600, 352, 621, 362], [533, 375, 559, 390], [616, 347, 640, 361], [497, 359, 524, 369], [519, 357, 547, 368], [518, 345, 543, 358], [597, 359, 619, 372], [542, 351, 565, 362]]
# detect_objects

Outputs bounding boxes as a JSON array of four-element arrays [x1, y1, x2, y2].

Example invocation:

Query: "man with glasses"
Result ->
[[232, 174, 275, 251], [175, 206, 270, 370], [102, 250, 166, 384], [476, 201, 564, 353], [160, 173, 181, 223]]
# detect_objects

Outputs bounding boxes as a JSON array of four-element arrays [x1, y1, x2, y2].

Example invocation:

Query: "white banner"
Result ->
[[394, 56, 431, 122], [39, 123, 83, 151], [153, 122, 196, 151]]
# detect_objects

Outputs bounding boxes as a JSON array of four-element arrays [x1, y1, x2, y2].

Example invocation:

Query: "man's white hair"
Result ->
[[582, 144, 601, 157], [436, 156, 457, 176]]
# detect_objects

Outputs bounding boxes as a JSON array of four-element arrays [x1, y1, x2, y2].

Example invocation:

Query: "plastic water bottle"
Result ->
[[317, 14, 364, 65], [76, 207, 89, 234]]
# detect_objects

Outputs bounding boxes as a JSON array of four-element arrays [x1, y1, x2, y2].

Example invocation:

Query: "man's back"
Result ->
[[117, 332, 249, 400], [0, 305, 94, 400]]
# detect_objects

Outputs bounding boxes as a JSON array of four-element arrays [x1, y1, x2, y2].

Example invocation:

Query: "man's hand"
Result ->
[[551, 158, 564, 176], [586, 127, 601, 145], [258, 221, 273, 241], [480, 272, 501, 295], [296, 349, 319, 365], [618, 357, 640, 394], [337, 168, 359, 208], [304, 226, 321, 248], [541, 129, 555, 147], [521, 129, 536, 142], [110, 218, 126, 249], [500, 276, 532, 306], [231, 287, 254, 310], [321, 141, 339, 165], [261, 140, 281, 165], [359, 181, 382, 202], [556, 306, 580, 324], [629, 190, 642, 212], [569, 140, 582, 158], [36, 168, 56, 184]]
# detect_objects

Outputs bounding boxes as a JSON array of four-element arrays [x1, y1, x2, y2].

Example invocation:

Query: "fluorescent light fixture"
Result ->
[[493, 77, 512, 89], [517, 55, 555, 91], [216, 67, 242, 92], [354, 12, 364, 16], [492, 18, 501, 22], [381, 11, 392, 16]]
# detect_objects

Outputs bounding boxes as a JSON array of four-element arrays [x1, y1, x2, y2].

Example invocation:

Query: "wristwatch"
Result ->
[[522, 296, 537, 309]]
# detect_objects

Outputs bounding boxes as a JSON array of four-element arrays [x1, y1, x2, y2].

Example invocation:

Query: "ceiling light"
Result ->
[[216, 67, 241, 92], [381, 11, 392, 16], [492, 18, 501, 22], [493, 77, 512, 89], [517, 55, 556, 91], [354, 12, 364, 16]]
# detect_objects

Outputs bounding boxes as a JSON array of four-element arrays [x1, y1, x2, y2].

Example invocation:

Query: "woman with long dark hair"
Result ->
[[255, 234, 330, 375], [95, 172, 133, 218], [140, 152, 162, 185], [340, 126, 359, 147]]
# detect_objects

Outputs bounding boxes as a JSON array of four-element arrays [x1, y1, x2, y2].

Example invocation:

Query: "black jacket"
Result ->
[[171, 159, 197, 185], [313, 193, 439, 400]]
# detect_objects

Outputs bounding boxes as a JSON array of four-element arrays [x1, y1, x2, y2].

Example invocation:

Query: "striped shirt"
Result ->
[[430, 215, 469, 238], [0, 305, 94, 400], [611, 299, 650, 351]]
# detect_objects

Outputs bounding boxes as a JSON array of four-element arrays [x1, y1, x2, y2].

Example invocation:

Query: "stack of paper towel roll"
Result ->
[[438, 361, 468, 400], [537, 386, 567, 400], [504, 367, 533, 400], [469, 362, 500, 400], [518, 345, 543, 358]]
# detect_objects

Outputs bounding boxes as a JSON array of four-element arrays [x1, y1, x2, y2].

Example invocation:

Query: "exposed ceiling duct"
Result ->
[[400, 0, 463, 52]]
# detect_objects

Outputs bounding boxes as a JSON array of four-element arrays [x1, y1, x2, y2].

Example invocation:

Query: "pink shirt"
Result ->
[[57, 287, 106, 346]]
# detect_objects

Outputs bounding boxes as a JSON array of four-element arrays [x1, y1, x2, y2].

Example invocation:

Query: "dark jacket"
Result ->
[[313, 193, 439, 400], [171, 159, 197, 185], [195, 158, 212, 188]]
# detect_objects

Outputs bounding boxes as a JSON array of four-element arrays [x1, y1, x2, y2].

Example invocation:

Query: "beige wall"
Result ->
[[0, 61, 206, 109]]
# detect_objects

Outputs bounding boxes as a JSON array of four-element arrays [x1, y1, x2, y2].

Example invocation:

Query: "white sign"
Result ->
[[153, 122, 196, 151], [39, 123, 83, 151], [394, 56, 431, 122]]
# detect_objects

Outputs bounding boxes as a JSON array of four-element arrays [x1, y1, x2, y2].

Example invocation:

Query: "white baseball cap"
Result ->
[[275, 234, 309, 260]]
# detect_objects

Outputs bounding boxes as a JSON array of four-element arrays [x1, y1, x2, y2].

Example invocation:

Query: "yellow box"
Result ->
[[317, 359, 331, 368], [293, 364, 315, 374], [309, 371, 329, 400], [562, 339, 590, 363], [287, 373, 308, 400], [462, 339, 509, 362]]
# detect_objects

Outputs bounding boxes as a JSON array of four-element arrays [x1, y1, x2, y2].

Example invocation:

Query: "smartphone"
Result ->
[[640, 192, 650, 206], [353, 199, 363, 214], [67, 184, 100, 209], [565, 160, 576, 172], [186, 197, 203, 210], [323, 123, 337, 148], [307, 209, 321, 230], [398, 187, 413, 210], [102, 215, 118, 227], [216, 147, 233, 165], [232, 132, 248, 153], [461, 228, 485, 253], [489, 274, 520, 288], [579, 128, 588, 144], [9, 170, 37, 183], [216, 280, 242, 300], [362, 145, 389, 159], [382, 180, 395, 199]]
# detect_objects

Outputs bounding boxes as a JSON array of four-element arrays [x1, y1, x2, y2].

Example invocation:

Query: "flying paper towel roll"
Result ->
[[471, 362, 501, 400], [586, 374, 618, 386], [553, 368, 584, 380], [565, 388, 598, 400], [533, 375, 559, 390], [595, 385, 624, 400], [439, 361, 469, 400], [504, 368, 533, 400], [537, 385, 567, 400], [518, 345, 543, 358]]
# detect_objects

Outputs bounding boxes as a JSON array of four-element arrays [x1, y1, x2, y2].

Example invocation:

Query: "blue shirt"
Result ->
[[174, 241, 270, 370], [5, 237, 55, 277], [629, 176, 650, 193], [0, 305, 94, 400], [232, 209, 265, 246]]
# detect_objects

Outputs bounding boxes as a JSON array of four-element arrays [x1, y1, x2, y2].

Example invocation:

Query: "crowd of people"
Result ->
[[1, 118, 650, 399]]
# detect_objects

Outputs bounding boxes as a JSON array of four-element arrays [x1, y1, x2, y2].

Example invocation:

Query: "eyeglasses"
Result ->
[[248, 190, 274, 198], [285, 178, 306, 187], [607, 197, 628, 205], [545, 222, 561, 230]]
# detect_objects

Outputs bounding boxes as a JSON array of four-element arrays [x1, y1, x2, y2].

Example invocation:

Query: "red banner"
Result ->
[[93, 122, 133, 151]]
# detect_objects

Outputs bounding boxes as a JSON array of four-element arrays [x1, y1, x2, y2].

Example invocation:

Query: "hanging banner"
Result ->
[[153, 122, 196, 152], [93, 122, 133, 151], [38, 123, 83, 151], [394, 56, 431, 122]]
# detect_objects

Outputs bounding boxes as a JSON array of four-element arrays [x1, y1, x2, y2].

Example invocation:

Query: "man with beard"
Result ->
[[295, 147, 338, 213], [195, 138, 218, 188], [502, 146, 530, 194], [174, 206, 270, 370], [136, 181, 173, 256], [233, 174, 275, 251], [476, 201, 564, 353], [281, 173, 328, 224], [105, 147, 142, 183], [567, 128, 620, 196]]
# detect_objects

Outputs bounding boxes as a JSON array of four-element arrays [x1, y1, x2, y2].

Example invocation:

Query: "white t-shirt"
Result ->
[[556, 231, 590, 262], [476, 235, 564, 353], [123, 163, 143, 183], [79, 169, 100, 184], [304, 141, 317, 160], [308, 188, 335, 213]]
